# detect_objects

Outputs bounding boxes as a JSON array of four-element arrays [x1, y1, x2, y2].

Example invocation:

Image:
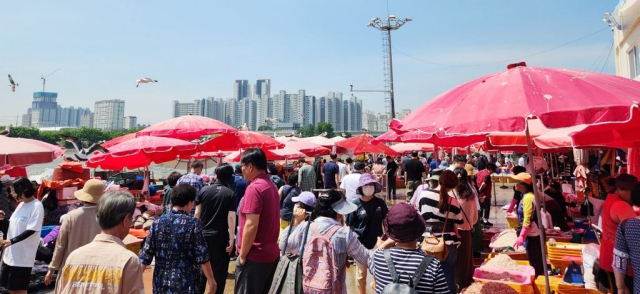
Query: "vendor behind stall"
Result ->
[[511, 173, 545, 276]]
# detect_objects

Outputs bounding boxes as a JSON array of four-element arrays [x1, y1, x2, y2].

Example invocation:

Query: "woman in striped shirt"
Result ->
[[418, 170, 463, 294]]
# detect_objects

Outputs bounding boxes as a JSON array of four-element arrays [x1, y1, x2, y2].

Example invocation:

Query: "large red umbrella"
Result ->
[[136, 115, 237, 140], [390, 143, 434, 154], [103, 133, 137, 148], [0, 137, 63, 168], [335, 134, 400, 156], [201, 131, 284, 151], [86, 136, 199, 170], [223, 146, 306, 162], [375, 129, 486, 147], [275, 137, 330, 156], [386, 62, 640, 292], [304, 136, 335, 147], [391, 63, 640, 136]]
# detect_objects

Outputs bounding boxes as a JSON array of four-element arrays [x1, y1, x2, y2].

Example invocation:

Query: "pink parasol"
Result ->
[[223, 146, 306, 162], [136, 115, 237, 140], [275, 137, 330, 156], [390, 143, 434, 154], [0, 136, 63, 168], [201, 131, 284, 151], [391, 63, 640, 136], [303, 136, 335, 147], [86, 136, 199, 170]]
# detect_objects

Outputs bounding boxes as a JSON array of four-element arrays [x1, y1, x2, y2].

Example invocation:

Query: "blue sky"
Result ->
[[0, 1, 618, 126]]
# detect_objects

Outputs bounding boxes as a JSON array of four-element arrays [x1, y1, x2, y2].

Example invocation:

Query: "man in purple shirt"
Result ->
[[235, 148, 280, 294]]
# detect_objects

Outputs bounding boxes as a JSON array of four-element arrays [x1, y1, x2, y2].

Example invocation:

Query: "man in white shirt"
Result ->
[[448, 155, 467, 171], [518, 155, 527, 167], [337, 158, 348, 186], [340, 162, 365, 203]]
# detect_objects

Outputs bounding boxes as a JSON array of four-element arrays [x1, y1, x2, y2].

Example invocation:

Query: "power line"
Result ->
[[589, 41, 614, 72], [600, 42, 615, 73], [393, 27, 610, 67]]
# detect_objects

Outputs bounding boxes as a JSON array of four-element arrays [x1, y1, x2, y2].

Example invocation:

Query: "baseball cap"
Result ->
[[331, 197, 357, 215], [292, 191, 316, 207], [510, 172, 532, 185], [0, 175, 15, 183], [438, 161, 450, 169]]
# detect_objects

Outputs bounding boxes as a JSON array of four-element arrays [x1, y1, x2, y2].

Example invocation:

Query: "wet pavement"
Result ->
[[141, 183, 516, 294]]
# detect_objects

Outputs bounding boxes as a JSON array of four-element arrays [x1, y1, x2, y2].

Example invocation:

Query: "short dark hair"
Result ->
[[512, 166, 526, 175], [241, 148, 268, 171], [346, 157, 353, 164], [376, 157, 383, 164], [314, 189, 342, 219], [411, 150, 419, 157], [616, 174, 638, 191], [268, 163, 279, 175], [298, 158, 306, 164], [171, 184, 197, 207], [487, 163, 497, 171], [96, 191, 136, 230], [215, 163, 234, 183], [454, 155, 467, 163], [11, 177, 36, 198], [386, 155, 392, 160], [191, 160, 204, 169], [167, 171, 182, 187], [330, 153, 338, 160], [477, 160, 486, 170], [287, 173, 298, 186], [631, 183, 640, 207]]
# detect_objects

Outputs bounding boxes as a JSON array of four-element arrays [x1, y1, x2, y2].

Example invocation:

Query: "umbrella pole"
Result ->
[[525, 120, 551, 294], [611, 148, 616, 176]]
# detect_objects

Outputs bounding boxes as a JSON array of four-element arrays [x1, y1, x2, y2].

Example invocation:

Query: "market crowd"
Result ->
[[1, 147, 640, 294]]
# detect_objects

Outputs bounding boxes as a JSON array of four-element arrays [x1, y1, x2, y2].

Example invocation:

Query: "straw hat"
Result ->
[[464, 164, 478, 176], [74, 179, 105, 204]]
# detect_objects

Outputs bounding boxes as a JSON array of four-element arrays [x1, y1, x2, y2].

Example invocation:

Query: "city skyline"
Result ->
[[0, 1, 616, 125]]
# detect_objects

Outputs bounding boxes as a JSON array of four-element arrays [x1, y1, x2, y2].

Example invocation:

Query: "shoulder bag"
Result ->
[[421, 198, 450, 261]]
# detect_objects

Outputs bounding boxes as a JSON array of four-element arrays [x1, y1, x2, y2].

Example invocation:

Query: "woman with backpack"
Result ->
[[279, 173, 302, 232], [279, 189, 393, 294], [417, 170, 463, 294]]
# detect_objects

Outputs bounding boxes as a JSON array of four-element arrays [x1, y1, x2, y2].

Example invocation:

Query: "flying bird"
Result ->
[[59, 135, 109, 161], [0, 125, 11, 136], [135, 78, 158, 87], [7, 75, 18, 92]]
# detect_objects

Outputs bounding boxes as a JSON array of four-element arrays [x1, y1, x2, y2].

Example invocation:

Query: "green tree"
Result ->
[[342, 132, 352, 138], [315, 122, 334, 138], [7, 126, 40, 139], [298, 124, 315, 138], [258, 125, 273, 131]]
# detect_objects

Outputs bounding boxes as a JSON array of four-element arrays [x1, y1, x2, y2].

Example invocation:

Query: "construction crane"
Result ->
[[349, 84, 389, 94], [41, 68, 61, 92]]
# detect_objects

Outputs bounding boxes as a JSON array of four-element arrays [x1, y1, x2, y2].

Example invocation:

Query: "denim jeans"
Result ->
[[440, 244, 458, 294]]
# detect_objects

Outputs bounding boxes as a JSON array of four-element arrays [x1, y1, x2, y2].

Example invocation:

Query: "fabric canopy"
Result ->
[[275, 137, 330, 157], [0, 136, 64, 168], [223, 146, 306, 162], [335, 134, 400, 156], [136, 115, 237, 140], [390, 143, 434, 154], [303, 136, 335, 147], [86, 136, 199, 170], [375, 129, 486, 148], [390, 64, 640, 137], [201, 131, 284, 151]]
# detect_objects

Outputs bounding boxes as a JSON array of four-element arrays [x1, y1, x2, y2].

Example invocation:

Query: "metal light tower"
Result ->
[[367, 15, 411, 119]]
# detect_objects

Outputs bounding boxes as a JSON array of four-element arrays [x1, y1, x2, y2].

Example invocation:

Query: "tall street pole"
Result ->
[[386, 29, 396, 119]]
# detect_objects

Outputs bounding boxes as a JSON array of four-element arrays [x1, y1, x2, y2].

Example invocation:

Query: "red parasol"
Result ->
[[86, 136, 199, 170], [223, 146, 306, 162], [103, 133, 137, 148], [136, 115, 237, 140], [335, 134, 400, 156], [375, 129, 486, 148], [0, 136, 63, 168], [303, 136, 335, 147], [391, 63, 640, 136], [201, 131, 284, 151], [275, 137, 330, 157], [390, 143, 434, 154]]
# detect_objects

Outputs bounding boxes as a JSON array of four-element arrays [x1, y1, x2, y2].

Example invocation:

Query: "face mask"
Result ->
[[363, 186, 375, 196]]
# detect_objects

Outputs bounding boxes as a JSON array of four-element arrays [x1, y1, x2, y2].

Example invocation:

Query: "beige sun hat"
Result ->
[[74, 179, 105, 204]]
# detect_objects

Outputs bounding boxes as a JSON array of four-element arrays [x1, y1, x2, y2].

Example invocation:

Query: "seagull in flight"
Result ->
[[7, 75, 18, 92], [136, 78, 158, 87], [59, 134, 109, 161]]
